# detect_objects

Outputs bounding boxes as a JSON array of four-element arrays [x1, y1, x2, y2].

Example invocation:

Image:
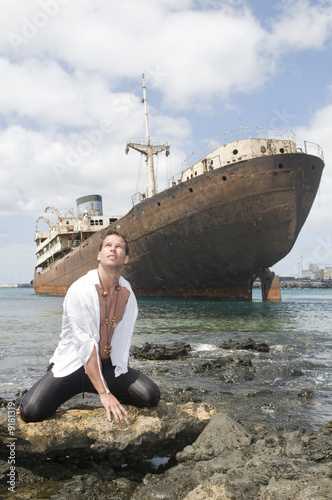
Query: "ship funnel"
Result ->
[[76, 195, 103, 217]]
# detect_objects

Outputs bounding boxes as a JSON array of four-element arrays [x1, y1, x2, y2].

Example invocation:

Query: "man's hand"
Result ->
[[100, 391, 129, 423], [86, 348, 128, 423], [85, 347, 129, 423]]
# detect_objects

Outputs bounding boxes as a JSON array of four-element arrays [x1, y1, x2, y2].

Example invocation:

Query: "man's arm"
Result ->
[[85, 347, 129, 423]]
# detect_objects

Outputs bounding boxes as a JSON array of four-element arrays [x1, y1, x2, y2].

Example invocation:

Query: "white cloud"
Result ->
[[273, 101, 332, 276], [295, 103, 332, 224], [269, 0, 332, 52], [1, 0, 332, 282], [0, 113, 191, 218], [3, 0, 332, 114], [0, 57, 128, 128], [2, 0, 332, 115]]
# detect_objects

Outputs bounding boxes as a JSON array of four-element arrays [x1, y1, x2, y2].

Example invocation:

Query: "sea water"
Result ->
[[0, 287, 331, 430]]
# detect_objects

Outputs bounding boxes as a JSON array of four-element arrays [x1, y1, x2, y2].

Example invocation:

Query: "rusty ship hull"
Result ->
[[33, 150, 324, 300]]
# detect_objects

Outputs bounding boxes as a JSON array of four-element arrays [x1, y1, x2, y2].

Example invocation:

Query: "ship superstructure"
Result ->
[[35, 195, 121, 275]]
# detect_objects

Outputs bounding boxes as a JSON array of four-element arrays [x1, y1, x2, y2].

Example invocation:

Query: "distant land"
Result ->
[[0, 283, 33, 288], [254, 278, 332, 289]]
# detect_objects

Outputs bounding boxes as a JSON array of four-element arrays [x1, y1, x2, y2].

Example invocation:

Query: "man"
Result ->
[[20, 230, 160, 423]]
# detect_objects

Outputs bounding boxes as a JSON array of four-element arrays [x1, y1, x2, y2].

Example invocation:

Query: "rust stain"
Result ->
[[133, 285, 253, 301], [34, 286, 69, 296]]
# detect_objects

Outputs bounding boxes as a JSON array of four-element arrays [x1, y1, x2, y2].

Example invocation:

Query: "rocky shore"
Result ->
[[1, 403, 331, 499], [1, 340, 332, 499]]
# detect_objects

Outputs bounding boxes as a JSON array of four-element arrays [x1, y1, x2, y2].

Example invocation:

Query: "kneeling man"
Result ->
[[20, 230, 160, 423]]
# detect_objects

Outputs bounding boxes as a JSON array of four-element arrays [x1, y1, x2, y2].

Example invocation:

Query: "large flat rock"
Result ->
[[1, 402, 217, 465]]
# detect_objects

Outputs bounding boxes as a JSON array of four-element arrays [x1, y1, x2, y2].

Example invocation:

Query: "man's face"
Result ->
[[97, 234, 129, 270]]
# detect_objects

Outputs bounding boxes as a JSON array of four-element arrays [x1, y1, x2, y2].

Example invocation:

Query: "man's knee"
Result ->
[[19, 392, 52, 422], [129, 376, 160, 407], [19, 402, 42, 422], [145, 382, 160, 406]]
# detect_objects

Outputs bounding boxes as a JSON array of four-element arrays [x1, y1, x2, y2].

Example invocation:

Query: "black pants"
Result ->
[[20, 358, 160, 422]]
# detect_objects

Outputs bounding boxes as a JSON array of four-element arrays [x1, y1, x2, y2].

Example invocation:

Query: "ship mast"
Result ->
[[126, 74, 170, 198]]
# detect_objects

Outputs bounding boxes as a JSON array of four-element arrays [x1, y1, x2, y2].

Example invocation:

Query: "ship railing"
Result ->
[[132, 192, 147, 205], [179, 127, 296, 170], [303, 141, 324, 161], [127, 137, 169, 147], [131, 129, 324, 206]]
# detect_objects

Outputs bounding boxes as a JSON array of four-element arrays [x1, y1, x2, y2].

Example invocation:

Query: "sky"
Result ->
[[0, 0, 332, 284]]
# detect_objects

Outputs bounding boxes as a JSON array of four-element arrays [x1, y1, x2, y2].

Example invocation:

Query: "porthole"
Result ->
[[278, 164, 283, 169], [280, 148, 285, 153], [233, 149, 238, 155], [260, 146, 266, 153]]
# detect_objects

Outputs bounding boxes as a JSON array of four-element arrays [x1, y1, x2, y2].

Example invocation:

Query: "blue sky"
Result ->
[[0, 0, 332, 284]]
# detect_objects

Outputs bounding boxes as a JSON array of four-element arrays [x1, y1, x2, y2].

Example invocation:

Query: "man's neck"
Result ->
[[97, 265, 121, 292]]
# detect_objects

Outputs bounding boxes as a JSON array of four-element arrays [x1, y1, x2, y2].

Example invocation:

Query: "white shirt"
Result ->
[[50, 269, 138, 378]]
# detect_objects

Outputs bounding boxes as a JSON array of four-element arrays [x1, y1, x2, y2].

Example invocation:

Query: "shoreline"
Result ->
[[0, 284, 33, 288], [1, 338, 331, 498], [1, 400, 331, 500], [1, 280, 331, 290], [254, 278, 332, 289]]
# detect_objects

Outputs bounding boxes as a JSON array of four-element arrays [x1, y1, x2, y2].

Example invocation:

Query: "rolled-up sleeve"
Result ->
[[50, 271, 101, 377], [63, 280, 100, 369]]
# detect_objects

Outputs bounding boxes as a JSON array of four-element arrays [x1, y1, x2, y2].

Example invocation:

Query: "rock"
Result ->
[[297, 389, 315, 401], [0, 402, 216, 499], [259, 477, 332, 500], [1, 401, 332, 499], [49, 474, 133, 500], [220, 337, 270, 353], [181, 483, 228, 500], [177, 413, 252, 462], [1, 408, 332, 499], [1, 402, 216, 465], [193, 355, 255, 383], [130, 341, 191, 360], [131, 414, 332, 500]]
